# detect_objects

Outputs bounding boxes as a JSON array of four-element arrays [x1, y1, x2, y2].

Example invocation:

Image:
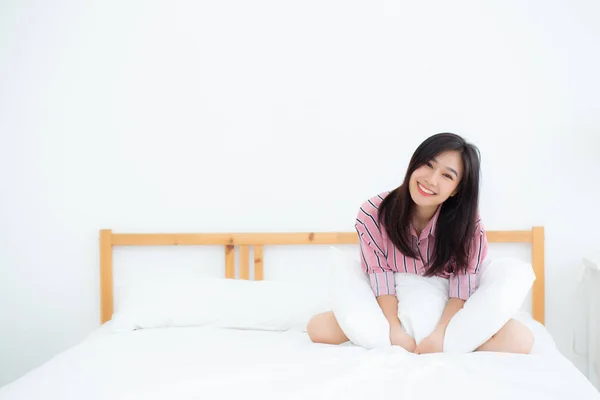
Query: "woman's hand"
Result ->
[[414, 329, 444, 354], [390, 325, 416, 353], [414, 298, 465, 354]]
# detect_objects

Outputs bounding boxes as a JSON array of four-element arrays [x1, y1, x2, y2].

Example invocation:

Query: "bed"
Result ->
[[1, 228, 599, 400]]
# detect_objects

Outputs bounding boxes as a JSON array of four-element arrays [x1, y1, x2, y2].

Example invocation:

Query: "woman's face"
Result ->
[[409, 150, 464, 208]]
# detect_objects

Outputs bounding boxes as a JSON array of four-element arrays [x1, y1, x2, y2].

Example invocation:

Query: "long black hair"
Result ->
[[378, 133, 482, 276]]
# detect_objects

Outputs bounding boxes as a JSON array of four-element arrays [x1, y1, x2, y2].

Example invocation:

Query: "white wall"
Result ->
[[1, 0, 599, 387]]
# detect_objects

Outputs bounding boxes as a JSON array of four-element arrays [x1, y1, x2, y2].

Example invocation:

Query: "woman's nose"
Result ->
[[427, 171, 439, 187]]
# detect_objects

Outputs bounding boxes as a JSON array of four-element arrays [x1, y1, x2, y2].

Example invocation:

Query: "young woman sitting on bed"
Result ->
[[307, 132, 534, 354]]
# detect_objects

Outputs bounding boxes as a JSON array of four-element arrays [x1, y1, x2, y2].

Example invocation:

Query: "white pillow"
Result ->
[[395, 273, 449, 344], [443, 257, 536, 353], [111, 277, 330, 333], [328, 247, 391, 349]]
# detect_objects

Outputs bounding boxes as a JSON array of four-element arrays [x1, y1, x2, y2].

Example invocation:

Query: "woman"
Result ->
[[307, 133, 533, 354]]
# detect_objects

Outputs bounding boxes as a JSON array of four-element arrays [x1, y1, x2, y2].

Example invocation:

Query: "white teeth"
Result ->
[[418, 183, 435, 195]]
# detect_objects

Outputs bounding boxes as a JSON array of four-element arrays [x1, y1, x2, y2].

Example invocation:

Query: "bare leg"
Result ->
[[475, 319, 534, 354], [307, 311, 349, 345]]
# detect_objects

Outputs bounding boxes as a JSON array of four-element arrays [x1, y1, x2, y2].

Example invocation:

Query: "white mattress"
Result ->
[[1, 321, 598, 400]]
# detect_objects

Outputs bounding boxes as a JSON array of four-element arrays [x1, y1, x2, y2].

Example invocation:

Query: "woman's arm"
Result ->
[[448, 220, 488, 300], [376, 295, 401, 328], [378, 295, 416, 351], [414, 298, 465, 354], [434, 297, 465, 335], [354, 199, 397, 299], [354, 200, 415, 351]]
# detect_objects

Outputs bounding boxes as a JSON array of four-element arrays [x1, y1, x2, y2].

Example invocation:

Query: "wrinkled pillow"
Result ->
[[395, 272, 449, 344], [443, 257, 536, 353], [328, 247, 391, 349], [111, 277, 330, 333]]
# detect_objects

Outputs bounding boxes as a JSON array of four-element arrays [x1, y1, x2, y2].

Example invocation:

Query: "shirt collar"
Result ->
[[410, 205, 442, 241]]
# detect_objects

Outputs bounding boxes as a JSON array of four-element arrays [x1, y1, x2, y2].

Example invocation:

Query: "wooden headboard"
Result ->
[[99, 227, 545, 325]]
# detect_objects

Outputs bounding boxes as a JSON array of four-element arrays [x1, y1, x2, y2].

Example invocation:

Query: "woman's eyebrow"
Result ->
[[446, 167, 459, 178], [431, 157, 459, 178]]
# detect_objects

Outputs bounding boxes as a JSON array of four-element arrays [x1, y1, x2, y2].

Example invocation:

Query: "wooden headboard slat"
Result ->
[[531, 227, 545, 324], [225, 245, 235, 279], [254, 245, 264, 281], [99, 230, 114, 325], [239, 245, 250, 280]]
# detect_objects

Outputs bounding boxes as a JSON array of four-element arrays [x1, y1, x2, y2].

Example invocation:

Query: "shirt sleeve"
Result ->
[[354, 204, 395, 297], [448, 220, 488, 301]]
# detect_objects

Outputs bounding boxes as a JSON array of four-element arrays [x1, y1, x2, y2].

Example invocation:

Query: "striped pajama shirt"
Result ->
[[354, 192, 488, 301]]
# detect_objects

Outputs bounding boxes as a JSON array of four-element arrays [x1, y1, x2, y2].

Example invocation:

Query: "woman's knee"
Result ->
[[497, 319, 534, 354], [307, 311, 348, 345], [509, 319, 534, 354], [475, 319, 534, 354]]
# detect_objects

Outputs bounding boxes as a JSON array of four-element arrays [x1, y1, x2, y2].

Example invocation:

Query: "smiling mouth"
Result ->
[[418, 182, 436, 195]]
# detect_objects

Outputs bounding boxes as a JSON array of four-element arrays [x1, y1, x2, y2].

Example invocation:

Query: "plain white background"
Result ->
[[1, 0, 599, 387]]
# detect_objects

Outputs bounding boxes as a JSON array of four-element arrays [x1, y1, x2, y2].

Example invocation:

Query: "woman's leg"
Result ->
[[307, 311, 349, 345], [475, 318, 534, 354]]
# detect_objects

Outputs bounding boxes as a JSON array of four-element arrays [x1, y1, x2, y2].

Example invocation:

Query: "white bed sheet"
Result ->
[[1, 321, 598, 400]]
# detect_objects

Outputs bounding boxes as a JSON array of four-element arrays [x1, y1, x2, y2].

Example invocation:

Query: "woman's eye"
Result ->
[[426, 162, 433, 168], [444, 173, 453, 180]]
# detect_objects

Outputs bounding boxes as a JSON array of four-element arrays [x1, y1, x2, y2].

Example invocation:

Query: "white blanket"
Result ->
[[1, 322, 598, 400]]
